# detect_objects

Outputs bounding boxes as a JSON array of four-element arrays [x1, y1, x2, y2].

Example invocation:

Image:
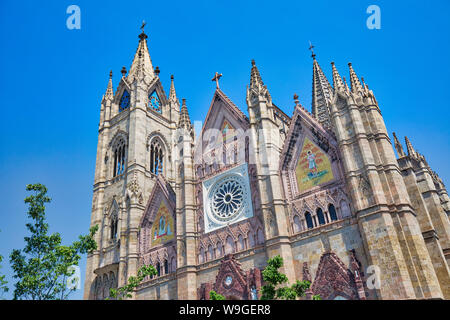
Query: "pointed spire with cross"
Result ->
[[139, 20, 148, 41], [212, 72, 222, 89], [309, 41, 316, 59]]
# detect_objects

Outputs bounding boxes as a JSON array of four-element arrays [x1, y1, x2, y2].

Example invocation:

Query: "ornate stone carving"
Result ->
[[311, 251, 362, 300], [127, 172, 143, 204]]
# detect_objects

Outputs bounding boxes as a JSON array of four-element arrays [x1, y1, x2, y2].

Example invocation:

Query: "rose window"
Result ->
[[210, 176, 244, 221]]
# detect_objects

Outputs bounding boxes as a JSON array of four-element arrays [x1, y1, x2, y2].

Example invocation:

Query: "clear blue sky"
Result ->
[[0, 0, 449, 300]]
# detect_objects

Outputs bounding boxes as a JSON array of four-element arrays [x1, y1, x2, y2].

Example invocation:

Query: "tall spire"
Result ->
[[104, 70, 114, 100], [178, 98, 193, 133], [343, 77, 351, 93], [128, 22, 155, 80], [348, 63, 364, 93], [169, 75, 178, 103], [331, 62, 345, 92], [250, 59, 264, 89], [405, 136, 417, 159], [392, 132, 406, 157], [101, 71, 114, 106], [312, 56, 333, 128]]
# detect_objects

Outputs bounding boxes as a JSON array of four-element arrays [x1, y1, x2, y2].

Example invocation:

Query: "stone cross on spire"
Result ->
[[139, 20, 148, 41], [309, 41, 316, 59], [212, 72, 222, 89]]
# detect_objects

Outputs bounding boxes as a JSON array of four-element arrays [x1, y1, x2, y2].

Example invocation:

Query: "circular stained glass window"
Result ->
[[210, 176, 244, 222]]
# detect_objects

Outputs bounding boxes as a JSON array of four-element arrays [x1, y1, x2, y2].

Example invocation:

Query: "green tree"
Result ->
[[260, 255, 317, 300], [107, 264, 157, 300], [9, 183, 98, 300], [209, 290, 225, 300], [0, 250, 8, 299]]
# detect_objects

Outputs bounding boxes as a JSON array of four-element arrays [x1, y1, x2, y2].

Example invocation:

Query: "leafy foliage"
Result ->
[[260, 255, 316, 300], [107, 264, 157, 300], [209, 290, 225, 300], [9, 184, 98, 300], [0, 249, 8, 299]]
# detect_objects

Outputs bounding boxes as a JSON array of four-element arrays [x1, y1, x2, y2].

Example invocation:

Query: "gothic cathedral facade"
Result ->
[[83, 29, 450, 300]]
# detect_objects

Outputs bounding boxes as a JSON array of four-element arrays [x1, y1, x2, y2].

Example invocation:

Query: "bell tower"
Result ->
[[84, 24, 180, 299]]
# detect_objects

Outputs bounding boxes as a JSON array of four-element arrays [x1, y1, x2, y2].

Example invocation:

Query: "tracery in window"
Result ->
[[329, 204, 338, 221], [148, 90, 161, 113], [317, 208, 326, 225], [110, 210, 118, 240], [305, 212, 314, 229], [150, 139, 164, 175], [113, 138, 126, 177], [119, 90, 130, 112]]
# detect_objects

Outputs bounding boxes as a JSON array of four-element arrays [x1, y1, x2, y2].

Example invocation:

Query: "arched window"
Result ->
[[248, 231, 255, 248], [305, 212, 314, 229], [156, 262, 161, 277], [150, 139, 164, 175], [95, 277, 102, 300], [225, 236, 234, 254], [113, 138, 126, 177], [164, 259, 169, 275], [208, 245, 214, 260], [340, 200, 351, 218], [329, 204, 338, 221], [102, 274, 109, 299], [293, 215, 302, 233], [148, 90, 161, 113], [238, 234, 245, 251], [109, 272, 116, 295], [119, 90, 130, 112], [110, 211, 118, 240], [199, 247, 205, 263], [317, 208, 326, 225], [216, 242, 223, 258], [257, 228, 264, 244], [171, 256, 176, 273]]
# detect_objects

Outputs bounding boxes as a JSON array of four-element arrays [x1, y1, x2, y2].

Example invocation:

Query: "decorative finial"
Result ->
[[121, 66, 127, 77], [155, 66, 160, 75], [109, 70, 113, 78], [309, 41, 316, 59], [251, 59, 256, 66], [182, 98, 186, 105], [171, 74, 174, 80], [293, 93, 299, 105], [139, 20, 148, 41], [212, 72, 222, 89]]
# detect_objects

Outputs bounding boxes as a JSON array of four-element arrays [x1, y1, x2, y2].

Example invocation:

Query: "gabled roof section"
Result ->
[[195, 88, 249, 151], [140, 175, 176, 226], [279, 99, 337, 171]]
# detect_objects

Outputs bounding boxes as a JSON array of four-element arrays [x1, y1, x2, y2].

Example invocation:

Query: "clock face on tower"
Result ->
[[202, 163, 254, 233], [148, 90, 161, 113]]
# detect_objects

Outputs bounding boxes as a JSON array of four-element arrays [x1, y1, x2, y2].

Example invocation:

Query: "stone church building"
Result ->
[[83, 28, 450, 300]]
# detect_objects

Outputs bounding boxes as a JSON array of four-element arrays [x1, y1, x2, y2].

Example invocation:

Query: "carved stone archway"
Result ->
[[197, 254, 262, 300], [310, 251, 366, 300]]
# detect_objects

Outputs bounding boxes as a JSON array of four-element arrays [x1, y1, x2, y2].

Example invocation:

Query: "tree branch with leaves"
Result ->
[[260, 255, 320, 300], [9, 184, 98, 300], [107, 264, 157, 300]]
